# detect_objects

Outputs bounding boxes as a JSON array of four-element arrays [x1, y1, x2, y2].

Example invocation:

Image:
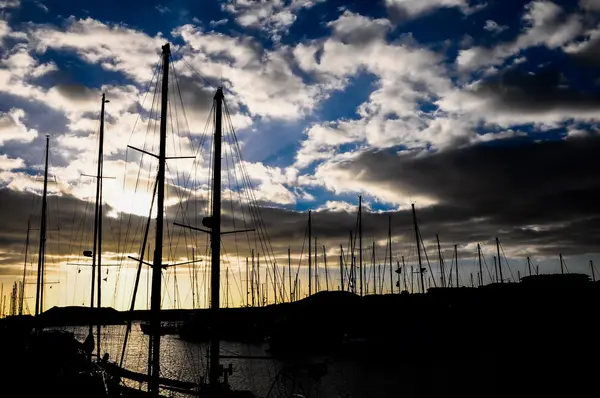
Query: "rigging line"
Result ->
[[171, 53, 198, 155], [499, 242, 516, 282], [171, 46, 218, 90], [120, 62, 162, 264], [225, 105, 279, 274], [222, 106, 259, 259], [480, 246, 494, 283], [419, 231, 437, 289], [293, 223, 309, 297], [223, 123, 245, 305]]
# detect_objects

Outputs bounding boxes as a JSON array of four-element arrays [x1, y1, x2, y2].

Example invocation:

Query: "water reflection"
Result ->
[[50, 323, 494, 397]]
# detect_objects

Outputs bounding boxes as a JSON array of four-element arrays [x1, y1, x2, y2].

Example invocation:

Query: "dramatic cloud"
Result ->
[[385, 0, 485, 20], [0, 0, 20, 9], [223, 0, 325, 41], [0, 154, 24, 171], [0, 109, 39, 146], [437, 66, 600, 126], [1, 1, 600, 306], [29, 17, 164, 83], [457, 1, 582, 71], [175, 24, 327, 120]]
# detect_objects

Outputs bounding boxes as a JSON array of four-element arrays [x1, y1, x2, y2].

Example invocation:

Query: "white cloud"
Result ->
[[483, 20, 508, 33], [35, 1, 48, 12], [457, 1, 582, 71], [0, 0, 19, 9], [175, 24, 326, 120], [209, 18, 228, 27], [295, 119, 366, 168], [1, 44, 57, 79], [566, 129, 590, 139], [316, 200, 358, 212], [0, 154, 25, 171], [155, 4, 170, 14], [384, 0, 485, 19], [29, 17, 165, 83], [0, 108, 39, 145], [223, 0, 325, 42], [236, 161, 298, 205]]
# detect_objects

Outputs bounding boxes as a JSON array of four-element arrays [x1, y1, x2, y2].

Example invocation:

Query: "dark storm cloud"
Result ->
[[2, 134, 599, 278], [54, 83, 96, 101], [475, 66, 600, 113], [326, 134, 600, 256]]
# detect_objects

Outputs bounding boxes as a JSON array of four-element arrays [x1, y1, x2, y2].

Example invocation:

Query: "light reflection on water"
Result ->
[[51, 323, 493, 397], [54, 323, 329, 397]]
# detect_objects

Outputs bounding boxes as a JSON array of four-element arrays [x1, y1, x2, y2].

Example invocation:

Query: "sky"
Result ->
[[1, 0, 600, 311]]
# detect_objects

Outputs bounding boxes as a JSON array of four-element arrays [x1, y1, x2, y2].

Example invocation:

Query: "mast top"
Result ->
[[214, 86, 223, 100], [162, 43, 170, 55]]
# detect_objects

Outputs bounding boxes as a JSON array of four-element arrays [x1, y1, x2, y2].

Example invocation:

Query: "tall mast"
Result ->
[[493, 256, 498, 283], [388, 216, 393, 294], [372, 242, 376, 294], [590, 260, 595, 282], [477, 243, 483, 286], [323, 246, 329, 291], [209, 86, 224, 386], [454, 244, 459, 288], [411, 204, 424, 294], [308, 210, 312, 296], [436, 235, 445, 288], [358, 196, 363, 296], [148, 43, 170, 396], [402, 256, 407, 291], [339, 245, 344, 292], [20, 220, 30, 315], [349, 231, 354, 293], [245, 257, 249, 306], [314, 237, 318, 292], [559, 253, 564, 275], [35, 135, 49, 318], [273, 263, 276, 305], [288, 248, 292, 301], [251, 250, 255, 307], [527, 257, 532, 277], [91, 93, 108, 358], [495, 237, 503, 283]]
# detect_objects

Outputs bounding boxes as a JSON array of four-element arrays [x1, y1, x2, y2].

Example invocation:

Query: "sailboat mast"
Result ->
[[590, 260, 595, 282], [323, 245, 329, 291], [527, 257, 532, 277], [402, 256, 407, 292], [495, 237, 503, 283], [359, 196, 363, 296], [559, 253, 564, 275], [411, 204, 424, 294], [20, 220, 30, 315], [477, 243, 483, 286], [288, 248, 292, 301], [436, 235, 445, 288], [308, 210, 312, 296], [35, 135, 49, 317], [91, 92, 107, 357], [148, 43, 170, 396], [454, 244, 459, 288], [339, 245, 344, 292], [209, 86, 224, 386], [388, 216, 393, 294], [251, 249, 255, 306]]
